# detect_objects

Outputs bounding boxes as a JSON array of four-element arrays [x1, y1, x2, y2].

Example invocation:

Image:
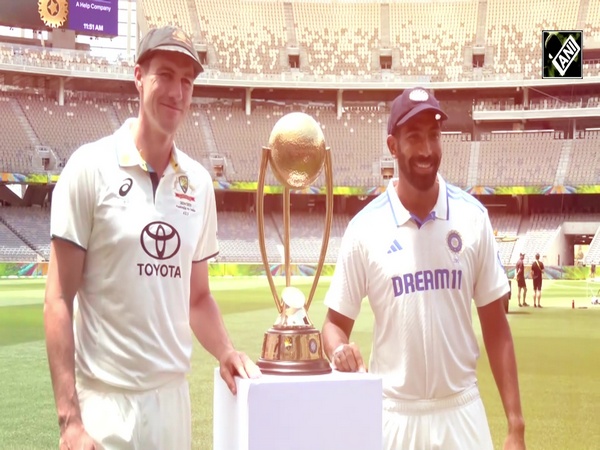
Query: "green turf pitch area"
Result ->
[[1, 277, 599, 449]]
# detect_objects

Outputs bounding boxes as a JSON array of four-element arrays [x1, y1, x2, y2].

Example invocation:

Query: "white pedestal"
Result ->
[[213, 368, 383, 450]]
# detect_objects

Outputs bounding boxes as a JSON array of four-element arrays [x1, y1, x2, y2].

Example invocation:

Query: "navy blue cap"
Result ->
[[387, 88, 448, 135]]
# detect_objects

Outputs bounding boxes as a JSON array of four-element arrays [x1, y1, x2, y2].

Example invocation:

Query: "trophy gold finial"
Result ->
[[268, 112, 326, 190]]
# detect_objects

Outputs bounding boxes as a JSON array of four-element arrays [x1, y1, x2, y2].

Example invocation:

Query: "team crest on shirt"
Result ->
[[174, 175, 195, 201], [178, 175, 189, 194], [174, 174, 197, 215], [447, 230, 463, 262]]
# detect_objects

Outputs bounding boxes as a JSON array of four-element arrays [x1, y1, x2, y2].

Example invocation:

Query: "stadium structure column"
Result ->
[[337, 89, 343, 119], [523, 87, 529, 108], [58, 77, 65, 106], [245, 88, 253, 115]]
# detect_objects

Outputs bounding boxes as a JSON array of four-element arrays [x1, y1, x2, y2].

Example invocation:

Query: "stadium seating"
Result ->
[[518, 214, 564, 265], [270, 211, 351, 264], [585, 226, 600, 265], [565, 130, 600, 186], [0, 96, 33, 174], [477, 132, 562, 186], [294, 2, 379, 78], [2, 1, 600, 81], [313, 106, 385, 187], [389, 1, 477, 82], [18, 96, 116, 164], [584, 0, 600, 40], [143, 0, 195, 36], [489, 212, 521, 264], [204, 100, 284, 184], [196, 0, 288, 75], [485, 0, 579, 79], [1, 205, 596, 266], [214, 210, 281, 263], [438, 133, 472, 187], [0, 221, 38, 262], [2, 92, 600, 192], [0, 207, 50, 259]]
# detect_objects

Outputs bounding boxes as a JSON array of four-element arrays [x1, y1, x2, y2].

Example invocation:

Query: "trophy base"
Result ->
[[257, 326, 332, 376]]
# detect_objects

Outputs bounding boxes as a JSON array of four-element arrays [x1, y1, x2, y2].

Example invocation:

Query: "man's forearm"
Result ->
[[190, 295, 234, 361], [484, 328, 525, 431], [322, 320, 350, 360], [44, 298, 82, 429]]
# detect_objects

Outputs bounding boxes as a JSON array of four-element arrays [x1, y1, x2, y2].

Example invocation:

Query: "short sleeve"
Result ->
[[193, 175, 219, 262], [473, 210, 509, 307], [323, 222, 367, 320], [50, 147, 96, 250]]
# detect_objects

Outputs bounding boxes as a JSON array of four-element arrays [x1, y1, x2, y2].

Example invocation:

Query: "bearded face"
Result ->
[[392, 112, 442, 192]]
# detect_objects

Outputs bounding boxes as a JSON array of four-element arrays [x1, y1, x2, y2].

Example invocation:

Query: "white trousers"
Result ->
[[382, 384, 494, 450], [77, 375, 191, 450]]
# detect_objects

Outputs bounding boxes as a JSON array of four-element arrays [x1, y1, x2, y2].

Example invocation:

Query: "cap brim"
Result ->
[[394, 104, 448, 129], [146, 44, 204, 75]]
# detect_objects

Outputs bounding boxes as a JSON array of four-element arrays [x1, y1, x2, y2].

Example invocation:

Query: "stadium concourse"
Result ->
[[1, 0, 600, 270]]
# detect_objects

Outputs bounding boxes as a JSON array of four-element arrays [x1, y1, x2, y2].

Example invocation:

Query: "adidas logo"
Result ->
[[387, 239, 403, 254]]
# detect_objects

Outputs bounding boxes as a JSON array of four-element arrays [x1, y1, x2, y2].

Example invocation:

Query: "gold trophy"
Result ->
[[256, 112, 333, 375]]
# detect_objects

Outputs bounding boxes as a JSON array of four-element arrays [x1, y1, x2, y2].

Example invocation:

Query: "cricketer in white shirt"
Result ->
[[325, 175, 508, 400], [51, 118, 218, 390]]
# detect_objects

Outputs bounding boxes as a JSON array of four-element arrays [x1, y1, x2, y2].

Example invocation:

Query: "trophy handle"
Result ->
[[306, 147, 333, 311], [257, 147, 283, 313]]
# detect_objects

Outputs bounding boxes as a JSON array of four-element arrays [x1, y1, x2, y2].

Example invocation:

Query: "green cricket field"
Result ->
[[1, 277, 599, 449]]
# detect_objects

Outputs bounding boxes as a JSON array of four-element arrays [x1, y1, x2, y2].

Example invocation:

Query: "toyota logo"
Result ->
[[140, 221, 181, 260]]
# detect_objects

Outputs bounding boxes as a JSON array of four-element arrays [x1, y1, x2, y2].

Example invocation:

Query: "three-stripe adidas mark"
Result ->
[[387, 239, 402, 254]]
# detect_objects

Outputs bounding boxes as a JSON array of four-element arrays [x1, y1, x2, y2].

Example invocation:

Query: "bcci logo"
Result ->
[[542, 30, 583, 79], [38, 0, 68, 28]]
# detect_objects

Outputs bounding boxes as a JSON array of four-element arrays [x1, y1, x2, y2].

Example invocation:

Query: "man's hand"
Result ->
[[503, 418, 525, 450], [330, 342, 366, 372], [503, 431, 526, 450], [59, 422, 97, 450], [219, 350, 261, 395]]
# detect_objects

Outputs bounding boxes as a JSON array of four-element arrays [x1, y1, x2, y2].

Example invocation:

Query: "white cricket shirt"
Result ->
[[325, 175, 508, 400], [51, 118, 218, 391]]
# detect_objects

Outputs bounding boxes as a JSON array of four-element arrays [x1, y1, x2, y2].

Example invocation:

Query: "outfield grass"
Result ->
[[1, 277, 599, 449]]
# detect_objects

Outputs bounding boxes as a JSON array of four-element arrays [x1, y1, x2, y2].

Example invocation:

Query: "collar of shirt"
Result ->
[[385, 173, 449, 227], [116, 118, 181, 175]]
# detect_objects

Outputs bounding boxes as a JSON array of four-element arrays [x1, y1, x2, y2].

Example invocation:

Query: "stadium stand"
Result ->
[[294, 1, 379, 78], [143, 0, 195, 36], [271, 211, 350, 264], [204, 100, 284, 184], [312, 105, 384, 187], [518, 214, 564, 265], [477, 132, 563, 186], [18, 96, 116, 164], [565, 130, 600, 186], [2, 92, 600, 193], [0, 207, 50, 260], [485, 0, 579, 79], [215, 210, 281, 263], [438, 133, 472, 187], [0, 220, 38, 262], [196, 0, 288, 75], [584, 0, 600, 39], [389, 1, 477, 82], [585, 227, 600, 265], [0, 96, 33, 173], [489, 212, 521, 264]]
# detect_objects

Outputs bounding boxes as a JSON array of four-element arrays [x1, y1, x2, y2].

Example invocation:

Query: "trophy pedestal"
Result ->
[[213, 368, 383, 450]]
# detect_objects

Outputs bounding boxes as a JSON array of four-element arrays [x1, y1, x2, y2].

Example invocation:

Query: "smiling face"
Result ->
[[134, 50, 195, 138], [388, 111, 442, 192]]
